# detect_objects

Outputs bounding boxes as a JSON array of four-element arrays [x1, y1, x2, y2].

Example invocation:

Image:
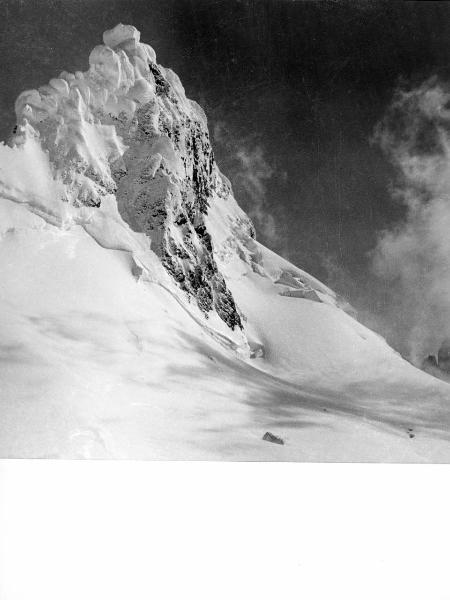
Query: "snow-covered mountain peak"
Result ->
[[8, 24, 264, 345], [2, 25, 449, 460], [7, 24, 344, 338]]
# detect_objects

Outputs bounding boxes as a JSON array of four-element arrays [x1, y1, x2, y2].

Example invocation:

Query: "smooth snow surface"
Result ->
[[1, 24, 450, 461]]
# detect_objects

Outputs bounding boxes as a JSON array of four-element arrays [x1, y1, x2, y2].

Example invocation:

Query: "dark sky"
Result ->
[[1, 0, 450, 324]]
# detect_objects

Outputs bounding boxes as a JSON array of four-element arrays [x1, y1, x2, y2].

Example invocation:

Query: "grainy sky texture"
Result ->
[[1, 0, 450, 339]]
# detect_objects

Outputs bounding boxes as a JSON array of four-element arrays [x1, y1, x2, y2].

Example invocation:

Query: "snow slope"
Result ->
[[1, 24, 450, 461]]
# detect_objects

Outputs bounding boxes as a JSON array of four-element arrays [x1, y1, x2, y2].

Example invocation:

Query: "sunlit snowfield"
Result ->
[[1, 24, 450, 461], [2, 198, 450, 460]]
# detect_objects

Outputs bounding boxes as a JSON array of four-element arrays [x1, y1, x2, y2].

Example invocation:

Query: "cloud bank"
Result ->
[[373, 78, 450, 365]]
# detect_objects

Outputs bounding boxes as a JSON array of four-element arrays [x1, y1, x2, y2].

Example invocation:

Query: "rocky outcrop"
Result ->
[[109, 55, 243, 329]]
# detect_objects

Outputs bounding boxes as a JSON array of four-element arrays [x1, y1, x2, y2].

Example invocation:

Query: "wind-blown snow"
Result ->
[[1, 24, 450, 461]]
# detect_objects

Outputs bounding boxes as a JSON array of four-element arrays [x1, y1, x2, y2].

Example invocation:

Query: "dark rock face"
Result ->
[[262, 432, 285, 445], [111, 64, 244, 330]]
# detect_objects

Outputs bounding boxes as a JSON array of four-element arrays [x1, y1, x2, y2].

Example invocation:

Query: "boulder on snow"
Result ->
[[262, 431, 284, 445]]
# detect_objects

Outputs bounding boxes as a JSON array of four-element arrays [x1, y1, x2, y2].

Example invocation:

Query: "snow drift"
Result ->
[[1, 24, 450, 461]]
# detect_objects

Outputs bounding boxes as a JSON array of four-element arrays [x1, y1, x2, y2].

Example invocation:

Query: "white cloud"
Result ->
[[234, 145, 278, 245], [372, 78, 450, 364], [212, 121, 279, 248]]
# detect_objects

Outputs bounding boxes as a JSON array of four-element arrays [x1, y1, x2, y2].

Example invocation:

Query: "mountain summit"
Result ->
[[1, 24, 450, 460]]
